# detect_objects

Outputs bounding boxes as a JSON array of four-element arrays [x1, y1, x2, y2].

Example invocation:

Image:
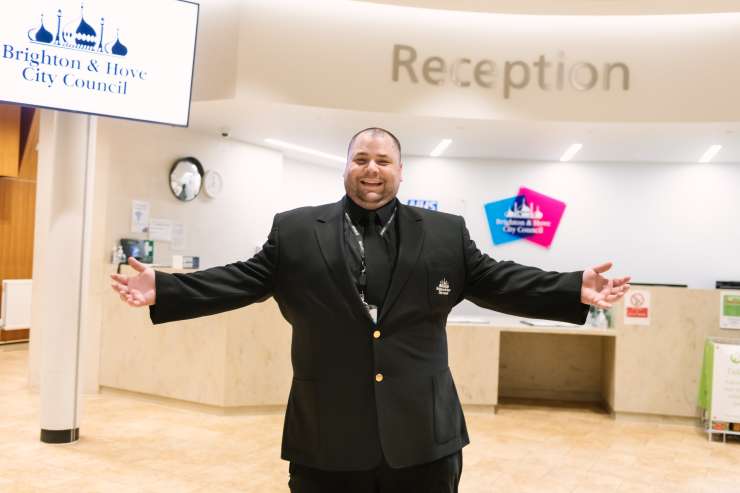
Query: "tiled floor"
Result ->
[[2, 343, 740, 492]]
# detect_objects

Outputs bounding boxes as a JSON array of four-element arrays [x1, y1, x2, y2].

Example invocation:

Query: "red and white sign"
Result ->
[[624, 290, 651, 326]]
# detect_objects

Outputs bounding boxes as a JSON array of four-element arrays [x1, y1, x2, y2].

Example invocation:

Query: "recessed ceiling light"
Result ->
[[699, 144, 722, 163], [264, 138, 345, 164], [560, 143, 583, 162], [430, 139, 452, 157]]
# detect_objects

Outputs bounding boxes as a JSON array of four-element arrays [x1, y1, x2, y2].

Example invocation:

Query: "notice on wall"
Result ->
[[148, 218, 172, 242], [131, 200, 149, 233], [171, 222, 185, 251], [720, 291, 740, 330], [624, 290, 650, 326], [710, 342, 740, 422]]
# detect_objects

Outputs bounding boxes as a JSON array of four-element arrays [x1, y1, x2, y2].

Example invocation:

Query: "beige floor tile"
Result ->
[[5, 344, 740, 493]]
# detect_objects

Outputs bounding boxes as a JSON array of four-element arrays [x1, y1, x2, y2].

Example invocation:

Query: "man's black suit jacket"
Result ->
[[149, 199, 589, 471]]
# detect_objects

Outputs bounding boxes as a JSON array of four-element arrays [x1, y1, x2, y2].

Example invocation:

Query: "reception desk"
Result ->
[[448, 324, 616, 409], [454, 287, 732, 420], [100, 268, 735, 421], [101, 268, 293, 408]]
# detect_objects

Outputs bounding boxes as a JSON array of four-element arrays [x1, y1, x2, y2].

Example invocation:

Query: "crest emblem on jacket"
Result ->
[[436, 278, 451, 296]]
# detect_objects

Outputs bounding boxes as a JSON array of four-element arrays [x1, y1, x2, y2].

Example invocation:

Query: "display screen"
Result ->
[[0, 0, 199, 126], [121, 239, 153, 264]]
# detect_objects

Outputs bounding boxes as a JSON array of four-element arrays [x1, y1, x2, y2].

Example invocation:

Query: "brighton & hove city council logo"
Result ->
[[484, 187, 566, 248], [2, 2, 146, 95], [28, 3, 128, 57]]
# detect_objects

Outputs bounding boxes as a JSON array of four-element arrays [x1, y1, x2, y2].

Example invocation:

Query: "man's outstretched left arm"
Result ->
[[461, 218, 630, 324]]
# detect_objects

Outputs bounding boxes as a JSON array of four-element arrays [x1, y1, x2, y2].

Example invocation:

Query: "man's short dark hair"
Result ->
[[347, 127, 402, 162]]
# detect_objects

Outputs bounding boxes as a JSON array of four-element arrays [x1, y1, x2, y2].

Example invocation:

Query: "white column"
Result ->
[[31, 111, 97, 444]]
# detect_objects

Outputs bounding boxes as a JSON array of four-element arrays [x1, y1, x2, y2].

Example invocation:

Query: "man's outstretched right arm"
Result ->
[[110, 215, 280, 324]]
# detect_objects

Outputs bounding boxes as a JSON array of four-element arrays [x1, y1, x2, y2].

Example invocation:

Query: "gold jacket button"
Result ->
[[373, 330, 381, 339], [375, 373, 384, 383]]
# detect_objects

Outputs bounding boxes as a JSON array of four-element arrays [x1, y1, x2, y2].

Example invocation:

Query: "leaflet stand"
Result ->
[[701, 337, 740, 442]]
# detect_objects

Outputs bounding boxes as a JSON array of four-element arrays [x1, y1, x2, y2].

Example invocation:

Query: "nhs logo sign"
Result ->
[[0, 1, 198, 126], [406, 199, 439, 211]]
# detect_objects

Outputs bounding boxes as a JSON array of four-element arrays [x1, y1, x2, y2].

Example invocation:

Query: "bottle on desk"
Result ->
[[587, 307, 609, 329], [111, 245, 125, 265]]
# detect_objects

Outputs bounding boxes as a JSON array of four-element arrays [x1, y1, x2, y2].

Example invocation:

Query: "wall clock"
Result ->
[[203, 170, 223, 198]]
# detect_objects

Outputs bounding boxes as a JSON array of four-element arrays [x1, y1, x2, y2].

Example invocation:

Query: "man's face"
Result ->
[[343, 132, 403, 210]]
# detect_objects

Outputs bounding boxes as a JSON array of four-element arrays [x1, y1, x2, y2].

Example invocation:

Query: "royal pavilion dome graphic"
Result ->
[[33, 15, 54, 44], [72, 10, 97, 49], [27, 3, 128, 57], [111, 31, 128, 56]]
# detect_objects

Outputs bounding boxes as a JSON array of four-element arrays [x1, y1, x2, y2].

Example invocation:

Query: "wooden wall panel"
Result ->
[[0, 328, 29, 342], [0, 105, 21, 177], [0, 107, 36, 342], [19, 109, 38, 181], [0, 179, 36, 277]]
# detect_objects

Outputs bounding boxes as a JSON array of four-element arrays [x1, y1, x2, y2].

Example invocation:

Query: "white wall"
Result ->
[[401, 157, 740, 290], [280, 156, 740, 291], [191, 0, 239, 102], [280, 158, 345, 211], [98, 120, 283, 269]]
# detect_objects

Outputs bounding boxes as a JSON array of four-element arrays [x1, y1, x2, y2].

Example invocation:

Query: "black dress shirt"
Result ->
[[343, 195, 399, 311]]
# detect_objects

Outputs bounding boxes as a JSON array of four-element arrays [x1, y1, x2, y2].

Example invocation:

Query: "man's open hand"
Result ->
[[581, 262, 630, 309], [110, 257, 156, 307]]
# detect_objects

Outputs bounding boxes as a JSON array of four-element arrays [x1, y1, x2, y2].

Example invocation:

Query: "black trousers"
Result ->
[[288, 451, 462, 493]]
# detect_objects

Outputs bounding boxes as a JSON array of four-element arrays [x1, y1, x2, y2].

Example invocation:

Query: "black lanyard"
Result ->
[[344, 208, 396, 306]]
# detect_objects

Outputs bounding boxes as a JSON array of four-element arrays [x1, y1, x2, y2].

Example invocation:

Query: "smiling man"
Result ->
[[111, 126, 630, 492], [344, 128, 403, 209]]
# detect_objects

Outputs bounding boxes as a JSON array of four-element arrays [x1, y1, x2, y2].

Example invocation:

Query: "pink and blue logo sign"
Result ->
[[484, 187, 566, 248]]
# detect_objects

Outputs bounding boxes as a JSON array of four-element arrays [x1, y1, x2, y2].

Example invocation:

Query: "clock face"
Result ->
[[204, 170, 223, 198]]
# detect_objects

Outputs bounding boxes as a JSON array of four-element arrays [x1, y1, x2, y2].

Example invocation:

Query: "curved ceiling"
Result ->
[[188, 1, 740, 166], [189, 99, 740, 166], [359, 0, 740, 15]]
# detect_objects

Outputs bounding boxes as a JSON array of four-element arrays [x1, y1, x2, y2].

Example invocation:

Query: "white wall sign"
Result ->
[[148, 218, 173, 242], [624, 289, 650, 326], [720, 291, 740, 330], [391, 44, 630, 100], [406, 199, 439, 211], [710, 342, 740, 423], [0, 0, 198, 126], [130, 199, 149, 233], [171, 222, 186, 251]]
